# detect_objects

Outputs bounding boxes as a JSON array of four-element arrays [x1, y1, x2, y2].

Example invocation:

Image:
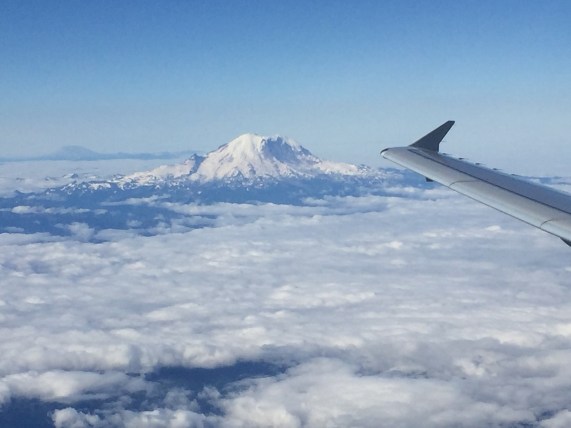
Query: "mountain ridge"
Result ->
[[0, 146, 197, 162]]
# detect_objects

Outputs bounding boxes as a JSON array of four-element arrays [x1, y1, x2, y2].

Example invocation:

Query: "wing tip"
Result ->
[[410, 120, 455, 152]]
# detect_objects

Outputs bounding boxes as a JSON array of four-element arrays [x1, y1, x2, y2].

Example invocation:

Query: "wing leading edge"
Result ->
[[381, 122, 571, 246]]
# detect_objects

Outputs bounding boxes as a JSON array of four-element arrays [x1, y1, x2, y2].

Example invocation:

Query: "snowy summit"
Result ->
[[194, 133, 362, 181]]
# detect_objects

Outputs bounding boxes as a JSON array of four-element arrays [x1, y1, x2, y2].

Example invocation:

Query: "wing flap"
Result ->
[[541, 218, 571, 241], [449, 180, 564, 229]]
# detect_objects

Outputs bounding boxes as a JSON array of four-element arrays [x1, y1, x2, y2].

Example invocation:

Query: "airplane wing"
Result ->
[[381, 121, 571, 246]]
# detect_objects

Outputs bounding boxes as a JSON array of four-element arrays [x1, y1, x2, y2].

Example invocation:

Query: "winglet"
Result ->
[[410, 121, 455, 152]]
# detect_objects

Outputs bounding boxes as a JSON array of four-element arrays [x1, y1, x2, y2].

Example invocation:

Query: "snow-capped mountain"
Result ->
[[38, 132, 408, 207], [118, 134, 368, 187], [192, 133, 364, 181], [0, 134, 416, 235]]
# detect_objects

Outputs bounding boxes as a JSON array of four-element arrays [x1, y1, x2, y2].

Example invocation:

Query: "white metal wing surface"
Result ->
[[381, 121, 571, 246]]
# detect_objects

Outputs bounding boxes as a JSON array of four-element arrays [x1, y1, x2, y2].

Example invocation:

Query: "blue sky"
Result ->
[[1, 0, 571, 173]]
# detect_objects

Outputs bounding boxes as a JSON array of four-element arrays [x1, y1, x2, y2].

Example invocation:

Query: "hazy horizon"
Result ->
[[1, 0, 571, 175]]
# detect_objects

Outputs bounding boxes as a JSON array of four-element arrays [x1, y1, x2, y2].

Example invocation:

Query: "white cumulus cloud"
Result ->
[[0, 189, 570, 426]]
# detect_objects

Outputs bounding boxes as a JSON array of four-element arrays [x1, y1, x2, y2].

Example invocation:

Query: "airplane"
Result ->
[[381, 121, 571, 246]]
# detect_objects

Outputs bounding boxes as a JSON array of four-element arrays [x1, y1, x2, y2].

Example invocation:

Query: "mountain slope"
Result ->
[[119, 154, 205, 185]]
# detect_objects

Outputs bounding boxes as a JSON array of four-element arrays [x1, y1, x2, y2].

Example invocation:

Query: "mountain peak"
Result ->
[[224, 134, 305, 159], [228, 133, 268, 148], [49, 145, 100, 160], [194, 134, 319, 181]]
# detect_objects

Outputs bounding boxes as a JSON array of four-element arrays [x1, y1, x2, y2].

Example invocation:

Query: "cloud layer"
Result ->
[[0, 186, 570, 427]]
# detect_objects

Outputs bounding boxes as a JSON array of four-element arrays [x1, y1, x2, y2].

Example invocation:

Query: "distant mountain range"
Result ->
[[53, 133, 398, 204], [0, 145, 197, 162], [0, 134, 419, 236]]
